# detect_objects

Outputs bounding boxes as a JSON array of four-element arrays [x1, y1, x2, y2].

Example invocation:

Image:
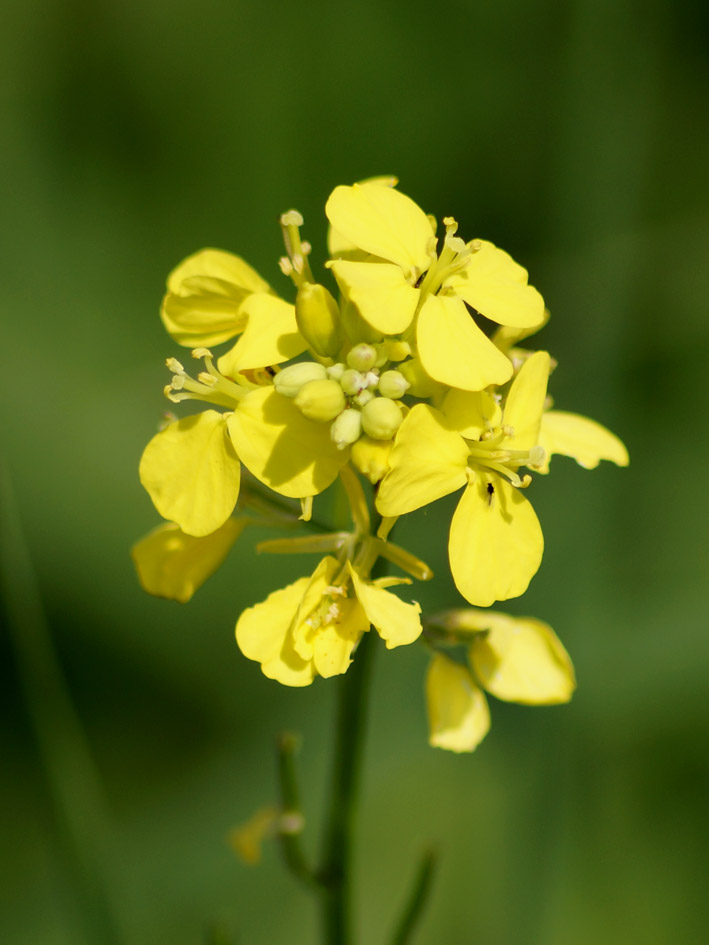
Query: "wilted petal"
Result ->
[[131, 519, 246, 603], [448, 476, 544, 606], [139, 411, 240, 537], [426, 653, 490, 752]]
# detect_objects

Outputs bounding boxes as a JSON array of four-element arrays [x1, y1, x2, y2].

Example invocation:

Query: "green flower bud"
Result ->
[[360, 397, 403, 440], [330, 408, 362, 450], [398, 359, 444, 398], [378, 369, 410, 399], [295, 283, 343, 359], [346, 343, 377, 371], [351, 436, 392, 483], [340, 369, 365, 395], [355, 389, 374, 407], [327, 362, 346, 381], [294, 379, 346, 422], [273, 361, 328, 398]]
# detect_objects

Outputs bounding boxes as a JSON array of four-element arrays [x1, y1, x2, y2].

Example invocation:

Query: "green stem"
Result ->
[[276, 733, 316, 886], [317, 629, 376, 945], [389, 848, 438, 945]]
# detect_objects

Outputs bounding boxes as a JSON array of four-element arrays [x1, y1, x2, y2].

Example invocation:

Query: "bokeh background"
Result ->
[[2, 0, 708, 942]]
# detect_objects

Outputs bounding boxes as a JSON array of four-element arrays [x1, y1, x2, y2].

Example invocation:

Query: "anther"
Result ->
[[166, 357, 184, 374], [192, 347, 213, 360], [197, 372, 218, 387], [280, 210, 304, 227], [279, 256, 294, 276]]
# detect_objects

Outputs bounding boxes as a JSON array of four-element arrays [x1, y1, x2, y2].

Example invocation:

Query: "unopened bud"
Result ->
[[378, 370, 410, 399], [327, 362, 346, 381], [360, 397, 403, 440], [330, 408, 362, 450], [295, 283, 343, 359], [351, 436, 392, 483], [355, 389, 374, 407], [274, 361, 328, 398], [294, 379, 346, 422], [346, 343, 377, 372], [340, 369, 366, 395]]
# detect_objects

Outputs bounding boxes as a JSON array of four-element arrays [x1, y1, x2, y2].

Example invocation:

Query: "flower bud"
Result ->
[[360, 397, 403, 440], [295, 283, 343, 359], [330, 408, 362, 450], [351, 436, 392, 483], [346, 343, 377, 372], [354, 389, 374, 407], [340, 369, 366, 395], [378, 369, 410, 399], [273, 361, 328, 398], [398, 359, 444, 398], [327, 362, 346, 381], [294, 379, 346, 422]]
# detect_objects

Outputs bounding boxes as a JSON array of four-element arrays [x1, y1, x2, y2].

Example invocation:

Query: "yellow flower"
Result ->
[[235, 556, 422, 686], [139, 349, 348, 536], [132, 519, 247, 602], [377, 351, 552, 606], [325, 180, 545, 391], [426, 609, 575, 752]]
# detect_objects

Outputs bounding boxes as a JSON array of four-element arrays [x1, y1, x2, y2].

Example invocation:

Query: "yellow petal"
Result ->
[[139, 411, 240, 537], [131, 519, 246, 603], [537, 411, 629, 473], [311, 610, 367, 678], [161, 249, 271, 347], [448, 476, 544, 606], [376, 404, 468, 517], [166, 248, 271, 295], [326, 183, 432, 273], [502, 351, 551, 450], [217, 294, 307, 375], [228, 806, 279, 865], [348, 563, 422, 649], [469, 614, 576, 704], [161, 290, 249, 348], [426, 653, 490, 752], [417, 295, 513, 391], [448, 241, 545, 329], [440, 389, 502, 438], [492, 309, 550, 353], [227, 388, 348, 498], [327, 260, 419, 334], [292, 557, 339, 661], [236, 578, 316, 687]]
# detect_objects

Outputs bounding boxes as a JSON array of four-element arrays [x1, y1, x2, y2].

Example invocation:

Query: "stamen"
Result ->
[[279, 256, 294, 276], [166, 357, 184, 374], [197, 372, 218, 387], [192, 347, 213, 360]]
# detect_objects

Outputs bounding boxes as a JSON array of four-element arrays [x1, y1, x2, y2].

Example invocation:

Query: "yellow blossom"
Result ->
[[377, 351, 552, 606], [325, 181, 545, 391], [236, 556, 422, 686], [425, 610, 575, 752], [132, 518, 247, 602]]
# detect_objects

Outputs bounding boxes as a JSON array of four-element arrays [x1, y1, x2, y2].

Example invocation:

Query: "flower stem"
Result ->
[[317, 629, 376, 945]]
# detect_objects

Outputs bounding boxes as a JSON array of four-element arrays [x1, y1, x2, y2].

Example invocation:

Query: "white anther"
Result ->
[[469, 239, 483, 252], [165, 357, 184, 374], [279, 256, 294, 275], [529, 445, 546, 466], [446, 235, 467, 255], [325, 585, 347, 597], [192, 347, 213, 360], [292, 253, 304, 274], [326, 603, 341, 622], [170, 374, 186, 390], [197, 372, 218, 387], [280, 209, 304, 227], [300, 240, 312, 255], [364, 370, 379, 388]]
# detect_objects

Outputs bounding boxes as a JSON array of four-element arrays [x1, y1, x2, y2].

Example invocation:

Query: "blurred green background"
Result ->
[[2, 0, 708, 942]]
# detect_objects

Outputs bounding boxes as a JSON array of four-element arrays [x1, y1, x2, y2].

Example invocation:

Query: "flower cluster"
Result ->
[[133, 177, 628, 751]]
